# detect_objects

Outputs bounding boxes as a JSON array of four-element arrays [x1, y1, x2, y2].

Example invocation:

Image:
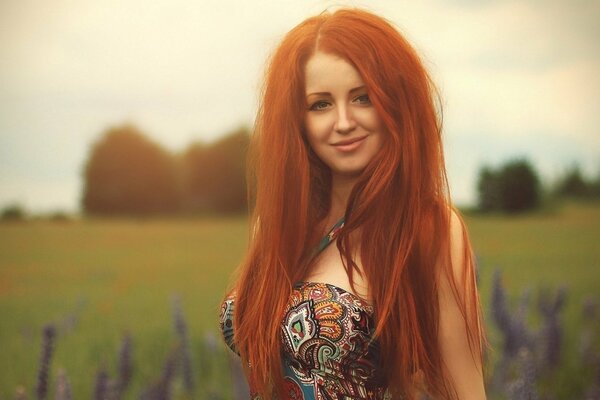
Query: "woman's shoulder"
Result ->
[[447, 207, 471, 278]]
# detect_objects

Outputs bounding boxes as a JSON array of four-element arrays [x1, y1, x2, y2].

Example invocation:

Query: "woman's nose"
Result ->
[[334, 105, 357, 134]]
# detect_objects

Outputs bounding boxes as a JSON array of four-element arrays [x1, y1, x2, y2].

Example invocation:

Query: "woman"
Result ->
[[221, 8, 486, 400]]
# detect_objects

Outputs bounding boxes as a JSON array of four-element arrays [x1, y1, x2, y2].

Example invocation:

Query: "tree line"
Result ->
[[2, 123, 595, 219], [82, 124, 249, 215], [476, 159, 600, 213]]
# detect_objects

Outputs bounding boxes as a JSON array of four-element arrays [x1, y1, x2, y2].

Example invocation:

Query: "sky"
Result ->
[[0, 0, 598, 212]]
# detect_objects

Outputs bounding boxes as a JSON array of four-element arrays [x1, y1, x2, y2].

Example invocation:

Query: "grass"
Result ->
[[0, 216, 249, 398], [0, 202, 598, 398], [465, 202, 600, 398], [467, 201, 599, 336]]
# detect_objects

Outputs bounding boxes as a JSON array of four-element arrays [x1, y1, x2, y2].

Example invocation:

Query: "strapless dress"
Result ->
[[220, 281, 387, 399]]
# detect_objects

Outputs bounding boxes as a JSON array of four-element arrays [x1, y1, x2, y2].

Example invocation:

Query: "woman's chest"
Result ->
[[303, 241, 370, 302]]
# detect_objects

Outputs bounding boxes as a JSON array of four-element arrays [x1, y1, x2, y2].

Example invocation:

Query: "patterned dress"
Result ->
[[219, 219, 388, 399]]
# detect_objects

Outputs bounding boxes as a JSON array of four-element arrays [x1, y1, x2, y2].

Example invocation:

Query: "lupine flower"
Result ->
[[491, 269, 529, 357], [138, 345, 180, 400], [580, 296, 600, 366], [507, 348, 539, 400], [36, 324, 56, 400], [582, 296, 599, 320], [93, 367, 109, 400], [491, 269, 511, 334], [172, 295, 194, 393], [490, 270, 538, 394], [538, 287, 567, 368], [583, 347, 600, 400], [512, 286, 533, 352], [115, 333, 133, 399]]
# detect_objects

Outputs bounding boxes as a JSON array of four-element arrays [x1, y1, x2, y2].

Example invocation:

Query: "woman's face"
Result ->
[[304, 51, 384, 181]]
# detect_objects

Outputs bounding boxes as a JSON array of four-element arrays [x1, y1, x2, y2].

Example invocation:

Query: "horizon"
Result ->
[[1, 0, 599, 212]]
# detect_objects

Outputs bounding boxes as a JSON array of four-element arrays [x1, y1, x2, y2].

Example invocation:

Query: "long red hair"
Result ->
[[229, 8, 484, 399]]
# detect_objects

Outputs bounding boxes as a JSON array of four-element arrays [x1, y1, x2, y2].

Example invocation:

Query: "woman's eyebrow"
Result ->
[[349, 85, 367, 93], [305, 91, 330, 97], [305, 85, 367, 97]]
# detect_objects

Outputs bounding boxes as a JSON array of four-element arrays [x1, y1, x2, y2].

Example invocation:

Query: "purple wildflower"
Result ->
[[36, 324, 56, 400], [93, 367, 109, 400], [115, 333, 133, 398], [580, 296, 600, 366], [491, 269, 530, 357], [507, 348, 539, 400], [538, 287, 567, 368], [138, 346, 179, 400], [171, 295, 194, 393]]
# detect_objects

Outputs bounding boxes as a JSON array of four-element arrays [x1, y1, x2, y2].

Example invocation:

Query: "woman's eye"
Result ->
[[353, 94, 371, 105], [309, 101, 330, 111]]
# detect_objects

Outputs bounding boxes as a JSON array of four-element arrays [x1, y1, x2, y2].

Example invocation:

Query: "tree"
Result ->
[[82, 124, 179, 215], [476, 158, 541, 213], [553, 165, 600, 200], [497, 159, 541, 212], [1, 203, 26, 221], [477, 166, 500, 212], [181, 127, 249, 213]]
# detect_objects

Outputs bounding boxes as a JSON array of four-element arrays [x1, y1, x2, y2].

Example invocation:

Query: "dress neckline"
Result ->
[[293, 281, 373, 311], [299, 217, 373, 309]]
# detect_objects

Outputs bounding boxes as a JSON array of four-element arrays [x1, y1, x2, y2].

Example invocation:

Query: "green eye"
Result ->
[[309, 101, 330, 111], [354, 94, 371, 105]]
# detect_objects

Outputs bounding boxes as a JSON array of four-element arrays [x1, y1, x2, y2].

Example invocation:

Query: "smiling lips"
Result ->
[[331, 135, 368, 152]]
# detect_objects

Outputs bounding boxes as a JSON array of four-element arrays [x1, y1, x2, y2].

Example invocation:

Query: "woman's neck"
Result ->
[[329, 174, 358, 224]]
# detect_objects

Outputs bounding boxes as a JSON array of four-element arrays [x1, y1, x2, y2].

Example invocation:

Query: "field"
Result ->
[[0, 202, 599, 398]]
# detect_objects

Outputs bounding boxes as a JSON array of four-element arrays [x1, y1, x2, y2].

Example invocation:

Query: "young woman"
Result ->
[[221, 8, 486, 400]]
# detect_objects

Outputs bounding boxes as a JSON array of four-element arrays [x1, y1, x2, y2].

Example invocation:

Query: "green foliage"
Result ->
[[81, 124, 249, 216], [553, 164, 600, 200], [476, 167, 499, 212], [181, 127, 249, 214], [0, 203, 598, 398], [0, 203, 27, 221], [82, 124, 179, 215], [477, 158, 541, 213]]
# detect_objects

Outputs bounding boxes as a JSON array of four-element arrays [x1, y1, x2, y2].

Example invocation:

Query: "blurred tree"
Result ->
[[82, 124, 179, 215], [555, 165, 588, 198], [592, 171, 600, 198], [477, 166, 501, 212], [1, 203, 27, 221], [476, 158, 541, 213], [497, 159, 541, 212], [181, 127, 249, 213], [553, 164, 600, 200]]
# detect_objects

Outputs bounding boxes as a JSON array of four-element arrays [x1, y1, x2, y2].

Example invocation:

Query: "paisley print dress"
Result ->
[[219, 219, 388, 399], [220, 282, 386, 399]]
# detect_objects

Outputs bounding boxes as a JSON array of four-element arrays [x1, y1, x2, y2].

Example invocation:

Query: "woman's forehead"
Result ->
[[304, 52, 365, 95]]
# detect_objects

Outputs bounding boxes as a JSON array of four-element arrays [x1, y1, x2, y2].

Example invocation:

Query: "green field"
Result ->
[[0, 202, 599, 398]]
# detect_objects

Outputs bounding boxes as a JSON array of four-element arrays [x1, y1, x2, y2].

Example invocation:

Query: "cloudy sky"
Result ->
[[1, 0, 598, 212]]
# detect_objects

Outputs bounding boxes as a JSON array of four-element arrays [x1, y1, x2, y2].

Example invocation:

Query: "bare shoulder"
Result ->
[[438, 208, 487, 399], [447, 208, 468, 283], [436, 207, 470, 302]]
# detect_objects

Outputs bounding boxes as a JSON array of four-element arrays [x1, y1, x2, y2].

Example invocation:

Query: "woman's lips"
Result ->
[[331, 136, 367, 152]]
